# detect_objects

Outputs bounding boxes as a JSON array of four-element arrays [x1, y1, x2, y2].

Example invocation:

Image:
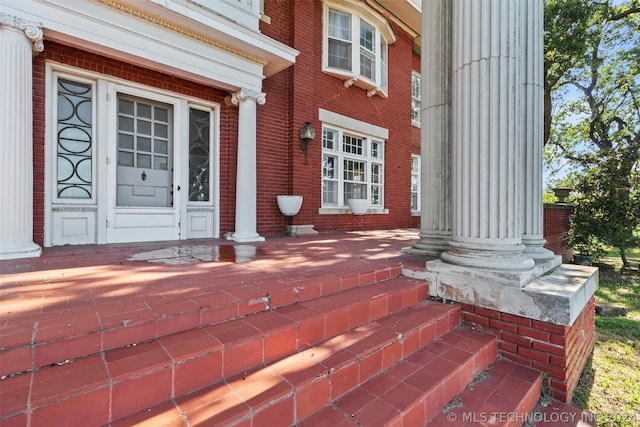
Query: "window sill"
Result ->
[[319, 207, 389, 215]]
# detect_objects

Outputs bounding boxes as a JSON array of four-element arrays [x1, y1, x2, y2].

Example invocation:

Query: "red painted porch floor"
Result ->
[[0, 229, 592, 426]]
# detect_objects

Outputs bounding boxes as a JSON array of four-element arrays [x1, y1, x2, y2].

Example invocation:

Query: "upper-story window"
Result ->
[[323, 1, 395, 98], [412, 72, 421, 126]]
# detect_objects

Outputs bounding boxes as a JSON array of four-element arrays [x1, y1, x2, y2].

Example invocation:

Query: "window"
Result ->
[[55, 77, 95, 201], [188, 107, 212, 202], [324, 2, 395, 97], [412, 72, 421, 126], [322, 126, 384, 208], [411, 155, 420, 212]]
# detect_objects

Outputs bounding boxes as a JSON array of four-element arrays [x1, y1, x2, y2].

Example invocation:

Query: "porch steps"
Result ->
[[0, 263, 403, 378], [113, 306, 501, 427], [0, 276, 431, 425]]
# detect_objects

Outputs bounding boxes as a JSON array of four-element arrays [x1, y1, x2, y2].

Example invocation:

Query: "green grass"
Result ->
[[571, 253, 640, 427]]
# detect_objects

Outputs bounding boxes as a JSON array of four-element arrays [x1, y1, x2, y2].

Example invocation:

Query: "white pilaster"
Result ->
[[0, 14, 43, 260], [438, 0, 534, 272], [405, 0, 452, 256], [228, 88, 266, 242], [520, 0, 557, 262]]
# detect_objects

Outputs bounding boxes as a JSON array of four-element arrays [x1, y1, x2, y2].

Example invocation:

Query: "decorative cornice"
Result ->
[[96, 0, 268, 66], [231, 88, 266, 105], [0, 13, 44, 56]]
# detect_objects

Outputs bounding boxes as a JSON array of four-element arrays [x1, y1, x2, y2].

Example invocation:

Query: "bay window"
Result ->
[[324, 1, 395, 97]]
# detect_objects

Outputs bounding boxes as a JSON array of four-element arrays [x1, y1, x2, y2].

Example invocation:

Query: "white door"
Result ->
[[106, 90, 182, 243]]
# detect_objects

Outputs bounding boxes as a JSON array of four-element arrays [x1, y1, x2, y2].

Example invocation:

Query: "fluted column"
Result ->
[[521, 0, 555, 261], [407, 0, 452, 256], [229, 88, 266, 242], [440, 0, 534, 271], [0, 14, 43, 260]]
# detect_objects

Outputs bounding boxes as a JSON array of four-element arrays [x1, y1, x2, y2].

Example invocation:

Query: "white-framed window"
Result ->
[[322, 126, 384, 208], [323, 1, 395, 97], [411, 154, 421, 212], [412, 72, 421, 126]]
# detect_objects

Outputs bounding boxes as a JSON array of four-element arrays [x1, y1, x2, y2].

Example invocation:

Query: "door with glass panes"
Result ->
[[106, 88, 181, 243]]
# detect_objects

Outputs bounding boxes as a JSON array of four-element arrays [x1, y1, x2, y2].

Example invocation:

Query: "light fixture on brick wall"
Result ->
[[299, 121, 315, 165]]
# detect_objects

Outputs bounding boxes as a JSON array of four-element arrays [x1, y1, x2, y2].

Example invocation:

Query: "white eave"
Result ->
[[3, 0, 298, 92]]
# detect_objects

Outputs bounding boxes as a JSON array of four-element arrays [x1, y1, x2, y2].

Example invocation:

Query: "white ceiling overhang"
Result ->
[[3, 0, 299, 93]]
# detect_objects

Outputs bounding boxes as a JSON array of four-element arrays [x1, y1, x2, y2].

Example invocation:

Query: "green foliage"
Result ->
[[544, 0, 640, 265]]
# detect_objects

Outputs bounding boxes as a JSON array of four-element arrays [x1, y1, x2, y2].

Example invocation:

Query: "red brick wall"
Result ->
[[32, 1, 424, 243], [543, 204, 573, 262], [263, 0, 419, 233], [460, 297, 596, 403]]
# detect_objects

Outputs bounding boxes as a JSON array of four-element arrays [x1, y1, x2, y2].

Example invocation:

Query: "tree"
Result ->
[[544, 0, 640, 265]]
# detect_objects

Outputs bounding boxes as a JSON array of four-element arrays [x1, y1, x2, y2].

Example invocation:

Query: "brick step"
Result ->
[[0, 277, 432, 426], [427, 359, 542, 427], [297, 327, 497, 427], [110, 306, 484, 427], [533, 400, 596, 427], [0, 263, 403, 377]]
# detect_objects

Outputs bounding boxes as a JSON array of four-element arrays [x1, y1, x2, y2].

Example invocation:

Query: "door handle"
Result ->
[[141, 171, 147, 181], [177, 185, 181, 191]]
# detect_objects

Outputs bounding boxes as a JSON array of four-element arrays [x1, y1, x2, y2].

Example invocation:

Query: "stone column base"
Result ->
[[283, 225, 318, 236]]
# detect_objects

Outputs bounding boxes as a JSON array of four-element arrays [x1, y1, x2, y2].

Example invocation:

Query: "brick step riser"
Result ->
[[1, 278, 430, 425], [0, 265, 403, 377]]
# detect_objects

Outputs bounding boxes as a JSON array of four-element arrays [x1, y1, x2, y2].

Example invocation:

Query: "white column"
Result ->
[[406, 0, 452, 256], [0, 14, 43, 260], [521, 0, 556, 261], [229, 88, 266, 242], [440, 0, 534, 271]]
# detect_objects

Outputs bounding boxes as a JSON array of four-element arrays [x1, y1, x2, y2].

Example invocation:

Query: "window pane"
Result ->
[[118, 151, 134, 166], [343, 135, 363, 155], [154, 123, 168, 138], [119, 133, 134, 150], [137, 153, 151, 168], [155, 139, 168, 155], [344, 159, 365, 182], [154, 155, 168, 170], [360, 20, 375, 52], [329, 40, 352, 70], [380, 38, 388, 92], [323, 180, 338, 205], [137, 137, 151, 152], [329, 9, 350, 40], [189, 108, 211, 202], [119, 116, 134, 132], [323, 155, 336, 178], [137, 103, 152, 119], [323, 128, 336, 150], [360, 50, 375, 81], [137, 119, 151, 135], [57, 78, 93, 199], [344, 182, 366, 200]]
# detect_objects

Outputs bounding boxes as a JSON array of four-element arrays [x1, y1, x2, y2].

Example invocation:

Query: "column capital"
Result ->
[[0, 13, 44, 56], [231, 88, 266, 106]]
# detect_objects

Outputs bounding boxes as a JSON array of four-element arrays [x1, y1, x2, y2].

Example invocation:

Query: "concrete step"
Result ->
[[0, 277, 433, 425]]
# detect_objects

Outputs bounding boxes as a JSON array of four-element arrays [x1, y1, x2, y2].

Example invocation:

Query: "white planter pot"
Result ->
[[347, 198, 370, 215], [277, 195, 303, 216]]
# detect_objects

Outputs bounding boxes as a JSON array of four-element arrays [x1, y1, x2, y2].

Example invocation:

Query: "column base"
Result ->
[[407, 258, 591, 326], [426, 254, 562, 288], [283, 225, 318, 236], [226, 232, 265, 243], [401, 232, 450, 257], [0, 242, 42, 260], [441, 239, 536, 272], [523, 237, 557, 261]]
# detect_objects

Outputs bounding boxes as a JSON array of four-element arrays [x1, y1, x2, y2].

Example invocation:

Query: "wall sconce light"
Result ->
[[299, 121, 315, 164]]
